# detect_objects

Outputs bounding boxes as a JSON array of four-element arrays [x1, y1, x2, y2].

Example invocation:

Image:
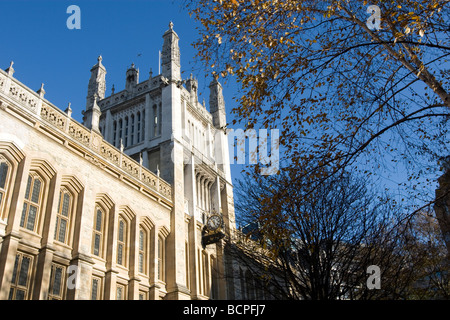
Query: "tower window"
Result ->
[[113, 121, 117, 146], [137, 112, 141, 143], [131, 114, 135, 146], [124, 117, 129, 148], [142, 110, 145, 141], [158, 102, 162, 135], [153, 105, 158, 137], [119, 119, 123, 147]]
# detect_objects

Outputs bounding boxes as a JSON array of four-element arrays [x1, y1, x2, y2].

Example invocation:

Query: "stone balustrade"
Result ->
[[0, 66, 172, 200]]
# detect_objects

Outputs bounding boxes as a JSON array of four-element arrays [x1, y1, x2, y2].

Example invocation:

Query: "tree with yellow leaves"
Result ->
[[186, 0, 450, 253]]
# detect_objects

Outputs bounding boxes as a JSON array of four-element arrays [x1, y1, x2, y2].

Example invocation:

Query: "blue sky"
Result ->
[[0, 0, 251, 184], [0, 0, 215, 113]]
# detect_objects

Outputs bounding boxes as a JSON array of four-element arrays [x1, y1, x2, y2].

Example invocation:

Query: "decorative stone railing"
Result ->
[[98, 75, 166, 111], [0, 66, 172, 201]]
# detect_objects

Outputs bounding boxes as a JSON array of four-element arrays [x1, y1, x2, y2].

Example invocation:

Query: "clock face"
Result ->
[[207, 214, 222, 231]]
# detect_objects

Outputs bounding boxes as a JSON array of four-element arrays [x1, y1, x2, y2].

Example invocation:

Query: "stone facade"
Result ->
[[0, 23, 238, 300]]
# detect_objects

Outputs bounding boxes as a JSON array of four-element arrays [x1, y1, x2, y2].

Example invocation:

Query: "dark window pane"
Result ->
[[31, 179, 41, 203], [26, 206, 37, 231], [91, 279, 98, 300], [95, 210, 102, 231], [117, 243, 123, 265], [18, 256, 30, 286], [0, 162, 9, 189], [118, 220, 124, 242], [58, 219, 67, 243], [62, 193, 70, 217], [52, 267, 62, 296], [57, 191, 62, 214], [24, 176, 32, 200], [94, 234, 101, 256], [19, 203, 27, 228], [11, 255, 20, 284], [15, 289, 25, 300], [139, 253, 144, 273], [139, 230, 144, 251], [54, 217, 59, 240]]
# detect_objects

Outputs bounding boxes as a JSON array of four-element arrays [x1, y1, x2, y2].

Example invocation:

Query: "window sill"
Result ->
[[18, 227, 42, 243]]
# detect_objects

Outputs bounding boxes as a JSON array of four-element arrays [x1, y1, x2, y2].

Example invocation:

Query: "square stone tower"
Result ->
[[83, 22, 237, 300]]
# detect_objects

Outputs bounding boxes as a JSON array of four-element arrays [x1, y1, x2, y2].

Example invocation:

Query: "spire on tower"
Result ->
[[84, 56, 106, 133], [86, 55, 107, 109], [161, 21, 181, 81], [126, 62, 139, 92], [186, 73, 198, 105], [209, 77, 227, 129]]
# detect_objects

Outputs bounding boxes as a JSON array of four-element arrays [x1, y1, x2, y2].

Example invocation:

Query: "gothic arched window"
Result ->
[[158, 236, 165, 281], [138, 227, 147, 274], [117, 216, 128, 267], [142, 110, 145, 141], [118, 119, 123, 147], [137, 112, 141, 143], [153, 105, 158, 137], [92, 207, 106, 258], [124, 117, 129, 148], [54, 188, 73, 244], [0, 159, 10, 211], [131, 114, 135, 146], [113, 121, 117, 146], [20, 173, 43, 232]]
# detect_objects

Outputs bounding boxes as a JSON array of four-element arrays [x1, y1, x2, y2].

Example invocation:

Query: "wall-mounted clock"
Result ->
[[206, 214, 223, 231]]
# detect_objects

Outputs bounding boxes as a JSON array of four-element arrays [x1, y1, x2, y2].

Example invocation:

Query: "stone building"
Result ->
[[0, 23, 238, 300]]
